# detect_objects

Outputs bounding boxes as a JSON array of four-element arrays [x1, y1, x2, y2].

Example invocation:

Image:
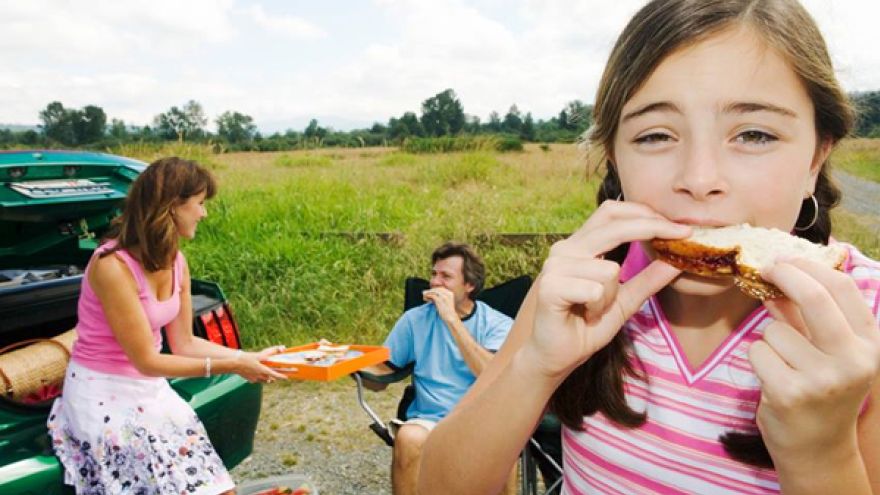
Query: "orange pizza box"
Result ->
[[261, 342, 390, 381]]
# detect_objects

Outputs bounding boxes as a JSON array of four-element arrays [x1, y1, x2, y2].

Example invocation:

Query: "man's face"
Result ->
[[429, 256, 474, 304]]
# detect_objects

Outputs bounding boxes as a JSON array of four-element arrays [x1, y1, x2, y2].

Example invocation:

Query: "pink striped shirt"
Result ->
[[562, 241, 880, 494]]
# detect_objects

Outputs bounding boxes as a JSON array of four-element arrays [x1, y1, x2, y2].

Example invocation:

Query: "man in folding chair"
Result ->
[[362, 242, 515, 495]]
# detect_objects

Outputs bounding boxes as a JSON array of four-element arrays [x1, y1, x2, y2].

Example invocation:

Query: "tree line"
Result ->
[[2, 88, 879, 152]]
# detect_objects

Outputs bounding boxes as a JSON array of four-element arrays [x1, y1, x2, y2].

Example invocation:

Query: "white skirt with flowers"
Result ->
[[47, 360, 235, 495]]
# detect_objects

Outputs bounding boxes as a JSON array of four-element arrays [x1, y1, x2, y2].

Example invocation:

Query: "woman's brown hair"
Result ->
[[549, 0, 855, 468], [101, 157, 217, 271]]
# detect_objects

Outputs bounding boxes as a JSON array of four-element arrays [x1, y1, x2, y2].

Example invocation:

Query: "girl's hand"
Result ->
[[527, 200, 690, 379], [750, 257, 880, 465], [235, 350, 289, 384]]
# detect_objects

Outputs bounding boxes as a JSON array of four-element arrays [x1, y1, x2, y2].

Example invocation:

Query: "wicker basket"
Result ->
[[0, 329, 77, 404]]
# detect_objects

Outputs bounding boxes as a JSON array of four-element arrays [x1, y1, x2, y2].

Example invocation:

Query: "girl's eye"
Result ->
[[736, 130, 777, 145], [633, 132, 672, 144]]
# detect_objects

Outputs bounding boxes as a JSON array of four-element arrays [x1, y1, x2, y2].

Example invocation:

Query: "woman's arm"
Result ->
[[91, 255, 285, 382], [164, 259, 252, 358], [420, 201, 689, 494]]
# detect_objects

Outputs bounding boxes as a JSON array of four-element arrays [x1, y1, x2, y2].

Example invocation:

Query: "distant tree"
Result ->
[[40, 101, 76, 145], [485, 111, 502, 133], [502, 104, 523, 134], [154, 100, 207, 141], [521, 112, 536, 141], [420, 89, 465, 136], [464, 114, 481, 134], [851, 91, 880, 137], [216, 111, 257, 144], [109, 119, 128, 140], [72, 105, 107, 144], [21, 129, 40, 145], [0, 129, 14, 148], [303, 119, 328, 145], [559, 100, 592, 132]]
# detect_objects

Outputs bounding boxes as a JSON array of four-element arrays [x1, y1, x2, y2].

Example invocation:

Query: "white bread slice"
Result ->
[[650, 224, 847, 300]]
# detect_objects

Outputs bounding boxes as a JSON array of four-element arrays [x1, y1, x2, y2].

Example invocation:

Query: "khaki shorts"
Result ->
[[388, 417, 437, 439]]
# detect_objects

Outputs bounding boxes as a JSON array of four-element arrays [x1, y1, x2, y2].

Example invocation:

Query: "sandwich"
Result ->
[[650, 224, 847, 300]]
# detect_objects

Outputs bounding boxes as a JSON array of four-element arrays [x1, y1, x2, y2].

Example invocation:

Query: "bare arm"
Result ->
[[445, 317, 494, 376], [91, 255, 286, 382], [859, 381, 880, 494], [426, 288, 494, 376]]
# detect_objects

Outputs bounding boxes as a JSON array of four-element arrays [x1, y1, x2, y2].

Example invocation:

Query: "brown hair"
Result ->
[[102, 157, 217, 271], [551, 0, 855, 469], [431, 242, 486, 299]]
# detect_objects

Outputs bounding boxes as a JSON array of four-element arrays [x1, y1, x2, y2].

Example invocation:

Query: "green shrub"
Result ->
[[379, 152, 419, 167], [274, 154, 335, 168], [401, 135, 522, 154]]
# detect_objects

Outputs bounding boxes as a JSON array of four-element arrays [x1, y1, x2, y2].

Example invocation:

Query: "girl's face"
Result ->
[[613, 26, 829, 296], [173, 191, 208, 240]]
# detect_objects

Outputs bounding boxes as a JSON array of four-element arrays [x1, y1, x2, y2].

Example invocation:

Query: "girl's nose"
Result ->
[[674, 139, 728, 200]]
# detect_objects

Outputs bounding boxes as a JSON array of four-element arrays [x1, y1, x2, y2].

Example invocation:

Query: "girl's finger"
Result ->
[[783, 258, 877, 341], [763, 298, 809, 338], [762, 261, 852, 354], [748, 339, 799, 399], [615, 260, 681, 323], [540, 275, 605, 308], [555, 218, 690, 260], [542, 258, 621, 312], [760, 320, 824, 371]]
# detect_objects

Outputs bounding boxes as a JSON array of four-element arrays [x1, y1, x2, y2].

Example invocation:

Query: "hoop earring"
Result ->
[[794, 194, 819, 231]]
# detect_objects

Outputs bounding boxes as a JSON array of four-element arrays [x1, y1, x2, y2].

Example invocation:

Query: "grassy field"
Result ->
[[832, 138, 880, 183], [177, 144, 591, 348], [119, 141, 880, 349]]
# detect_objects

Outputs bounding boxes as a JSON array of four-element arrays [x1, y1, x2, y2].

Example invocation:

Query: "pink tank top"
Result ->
[[71, 240, 184, 378]]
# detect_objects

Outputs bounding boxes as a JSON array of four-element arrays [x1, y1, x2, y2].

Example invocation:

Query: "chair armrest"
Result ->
[[356, 362, 414, 384]]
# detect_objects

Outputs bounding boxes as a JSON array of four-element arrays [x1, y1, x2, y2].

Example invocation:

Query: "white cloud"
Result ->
[[0, 0, 236, 64], [2, 0, 879, 129], [245, 5, 326, 40]]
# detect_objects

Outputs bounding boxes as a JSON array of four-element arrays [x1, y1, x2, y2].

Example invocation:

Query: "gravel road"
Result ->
[[231, 379, 408, 495], [835, 170, 880, 230]]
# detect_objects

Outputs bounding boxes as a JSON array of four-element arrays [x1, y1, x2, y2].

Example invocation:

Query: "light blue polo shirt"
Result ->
[[383, 300, 513, 423]]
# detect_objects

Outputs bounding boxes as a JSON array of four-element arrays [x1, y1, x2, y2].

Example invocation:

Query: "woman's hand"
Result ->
[[235, 348, 290, 384], [252, 345, 288, 360], [527, 200, 690, 379], [750, 257, 880, 466]]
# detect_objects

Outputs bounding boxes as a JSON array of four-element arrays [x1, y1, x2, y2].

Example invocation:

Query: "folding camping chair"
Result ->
[[353, 275, 563, 494]]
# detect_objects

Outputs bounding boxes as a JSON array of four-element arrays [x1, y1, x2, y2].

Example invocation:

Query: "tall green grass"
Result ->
[[179, 145, 588, 348], [832, 139, 880, 183], [401, 135, 522, 154], [159, 141, 880, 349]]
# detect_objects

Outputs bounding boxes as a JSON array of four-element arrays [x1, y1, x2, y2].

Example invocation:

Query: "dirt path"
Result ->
[[231, 379, 408, 495], [836, 170, 880, 231]]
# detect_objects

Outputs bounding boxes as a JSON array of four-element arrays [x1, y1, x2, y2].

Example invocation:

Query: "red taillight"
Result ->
[[215, 304, 241, 349], [200, 312, 224, 345]]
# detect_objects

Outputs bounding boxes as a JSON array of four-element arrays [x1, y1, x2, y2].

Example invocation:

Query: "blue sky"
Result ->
[[3, 0, 879, 133]]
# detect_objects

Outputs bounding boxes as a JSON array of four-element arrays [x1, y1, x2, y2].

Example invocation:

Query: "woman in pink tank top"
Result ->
[[420, 1, 880, 494], [48, 157, 289, 495]]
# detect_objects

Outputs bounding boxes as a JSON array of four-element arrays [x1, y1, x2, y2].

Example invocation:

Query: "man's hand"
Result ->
[[423, 287, 459, 324]]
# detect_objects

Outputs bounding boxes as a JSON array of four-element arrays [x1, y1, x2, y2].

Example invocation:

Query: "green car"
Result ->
[[0, 150, 262, 494]]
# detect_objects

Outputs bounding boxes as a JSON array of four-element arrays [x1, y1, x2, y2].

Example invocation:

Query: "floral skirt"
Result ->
[[47, 360, 235, 495]]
